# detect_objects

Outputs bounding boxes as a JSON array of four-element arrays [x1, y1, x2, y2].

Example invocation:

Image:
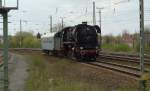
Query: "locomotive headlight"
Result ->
[[80, 47, 83, 50]]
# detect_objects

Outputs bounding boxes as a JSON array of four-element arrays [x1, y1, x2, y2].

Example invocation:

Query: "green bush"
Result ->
[[102, 44, 132, 52], [0, 43, 3, 48], [22, 36, 41, 48], [102, 44, 114, 52], [134, 43, 150, 54], [145, 46, 150, 54], [9, 31, 41, 48], [134, 43, 140, 52], [114, 44, 132, 52]]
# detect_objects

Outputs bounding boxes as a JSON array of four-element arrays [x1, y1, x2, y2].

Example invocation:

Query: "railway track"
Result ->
[[97, 60, 150, 72], [99, 52, 150, 65], [84, 52, 150, 79], [85, 61, 141, 78], [100, 52, 150, 58], [83, 60, 148, 79]]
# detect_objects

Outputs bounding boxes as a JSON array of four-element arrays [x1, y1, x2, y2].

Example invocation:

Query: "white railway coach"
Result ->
[[41, 32, 62, 54]]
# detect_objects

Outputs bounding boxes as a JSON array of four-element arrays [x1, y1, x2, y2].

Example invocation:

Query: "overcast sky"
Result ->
[[0, 0, 150, 36]]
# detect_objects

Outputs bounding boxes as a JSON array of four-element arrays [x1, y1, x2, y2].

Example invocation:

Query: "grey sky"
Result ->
[[0, 0, 150, 36]]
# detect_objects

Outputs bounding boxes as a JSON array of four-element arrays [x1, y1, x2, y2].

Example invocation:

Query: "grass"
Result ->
[[102, 43, 150, 55], [25, 53, 138, 91], [102, 44, 133, 53]]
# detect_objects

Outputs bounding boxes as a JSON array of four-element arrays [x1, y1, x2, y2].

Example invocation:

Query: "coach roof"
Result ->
[[41, 32, 56, 38]]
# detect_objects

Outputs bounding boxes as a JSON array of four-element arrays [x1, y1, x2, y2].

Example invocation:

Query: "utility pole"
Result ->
[[139, 0, 145, 90], [20, 19, 22, 48], [97, 8, 104, 30], [93, 1, 96, 25], [50, 16, 52, 33], [98, 10, 101, 28], [19, 10, 27, 48], [19, 19, 28, 48], [61, 18, 64, 29], [0, 0, 18, 91], [97, 7, 104, 51], [0, 0, 2, 7], [4, 0, 6, 6], [3, 11, 9, 91]]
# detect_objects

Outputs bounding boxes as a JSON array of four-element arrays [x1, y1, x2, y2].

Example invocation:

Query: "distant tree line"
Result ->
[[102, 27, 150, 54], [0, 31, 41, 48]]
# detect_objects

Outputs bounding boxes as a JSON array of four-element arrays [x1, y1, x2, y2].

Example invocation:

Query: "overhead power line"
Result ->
[[114, 0, 130, 5]]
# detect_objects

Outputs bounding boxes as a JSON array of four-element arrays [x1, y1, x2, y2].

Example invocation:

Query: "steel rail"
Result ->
[[96, 60, 150, 72], [86, 61, 140, 78], [99, 54, 150, 65]]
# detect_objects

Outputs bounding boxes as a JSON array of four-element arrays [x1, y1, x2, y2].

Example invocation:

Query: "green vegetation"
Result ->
[[102, 28, 150, 54], [9, 31, 41, 48], [0, 31, 41, 48], [25, 53, 137, 91], [102, 44, 132, 52]]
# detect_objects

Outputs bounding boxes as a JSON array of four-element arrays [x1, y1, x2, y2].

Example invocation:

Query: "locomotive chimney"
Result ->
[[82, 22, 87, 25]]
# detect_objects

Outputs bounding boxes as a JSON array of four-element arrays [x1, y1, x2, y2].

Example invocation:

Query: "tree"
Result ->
[[9, 31, 41, 48], [36, 32, 41, 39], [102, 35, 115, 45]]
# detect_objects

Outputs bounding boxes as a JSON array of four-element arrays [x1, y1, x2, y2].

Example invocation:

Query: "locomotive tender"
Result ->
[[41, 22, 101, 61]]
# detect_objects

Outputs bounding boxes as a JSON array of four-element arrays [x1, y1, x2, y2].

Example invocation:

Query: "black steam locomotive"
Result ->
[[41, 22, 101, 61]]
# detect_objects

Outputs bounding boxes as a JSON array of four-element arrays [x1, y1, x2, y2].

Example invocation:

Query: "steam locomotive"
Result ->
[[41, 22, 101, 61]]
